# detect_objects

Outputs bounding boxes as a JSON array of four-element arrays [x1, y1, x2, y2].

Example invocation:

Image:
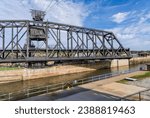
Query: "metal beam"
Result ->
[[0, 20, 132, 64]]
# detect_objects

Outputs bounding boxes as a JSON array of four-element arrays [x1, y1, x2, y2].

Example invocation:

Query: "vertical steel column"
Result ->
[[0, 29, 2, 50], [82, 31, 84, 49], [58, 29, 61, 51], [86, 33, 89, 57], [77, 32, 79, 57], [92, 34, 94, 56], [67, 30, 70, 57], [111, 38, 114, 56], [102, 32, 105, 56], [16, 27, 19, 59], [26, 21, 30, 58], [11, 22, 14, 58], [57, 29, 60, 57], [46, 22, 48, 58], [94, 35, 97, 56], [70, 31, 73, 56], [82, 31, 84, 57], [2, 28, 5, 59]]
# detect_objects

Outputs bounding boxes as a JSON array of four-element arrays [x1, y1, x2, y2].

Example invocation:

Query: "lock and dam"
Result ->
[[0, 10, 150, 101]]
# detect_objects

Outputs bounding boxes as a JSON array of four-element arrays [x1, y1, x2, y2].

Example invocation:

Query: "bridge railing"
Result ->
[[120, 88, 150, 101], [0, 69, 139, 101]]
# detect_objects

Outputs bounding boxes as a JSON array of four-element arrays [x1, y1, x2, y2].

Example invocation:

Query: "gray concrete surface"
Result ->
[[22, 87, 120, 101]]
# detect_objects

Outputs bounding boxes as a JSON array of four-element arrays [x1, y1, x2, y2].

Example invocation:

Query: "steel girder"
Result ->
[[0, 20, 132, 63]]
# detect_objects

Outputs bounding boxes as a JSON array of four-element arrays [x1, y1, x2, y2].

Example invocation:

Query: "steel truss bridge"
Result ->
[[0, 20, 132, 65]]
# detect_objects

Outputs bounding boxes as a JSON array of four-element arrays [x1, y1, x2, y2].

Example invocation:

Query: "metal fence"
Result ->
[[0, 69, 138, 101], [120, 88, 150, 101]]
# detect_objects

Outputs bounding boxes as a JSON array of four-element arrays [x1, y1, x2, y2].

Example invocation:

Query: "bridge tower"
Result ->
[[27, 10, 48, 67]]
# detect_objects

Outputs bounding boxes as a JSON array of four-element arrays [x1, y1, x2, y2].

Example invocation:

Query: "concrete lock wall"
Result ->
[[0, 59, 130, 83], [130, 56, 150, 65], [0, 70, 23, 83], [22, 65, 96, 81], [1, 56, 150, 83]]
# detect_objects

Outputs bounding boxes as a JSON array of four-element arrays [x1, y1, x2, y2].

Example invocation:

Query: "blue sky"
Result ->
[[0, 0, 150, 50], [83, 0, 150, 28], [82, 0, 150, 50]]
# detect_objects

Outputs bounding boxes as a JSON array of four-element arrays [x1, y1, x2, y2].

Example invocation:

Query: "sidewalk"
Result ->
[[22, 71, 148, 101]]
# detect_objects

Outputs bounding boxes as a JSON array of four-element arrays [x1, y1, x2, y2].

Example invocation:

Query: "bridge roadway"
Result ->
[[0, 56, 131, 63], [0, 49, 131, 63]]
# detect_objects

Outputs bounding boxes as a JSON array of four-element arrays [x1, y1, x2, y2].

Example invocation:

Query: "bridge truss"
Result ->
[[0, 20, 132, 64]]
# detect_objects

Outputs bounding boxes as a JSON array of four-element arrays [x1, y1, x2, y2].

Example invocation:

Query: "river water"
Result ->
[[0, 64, 145, 94]]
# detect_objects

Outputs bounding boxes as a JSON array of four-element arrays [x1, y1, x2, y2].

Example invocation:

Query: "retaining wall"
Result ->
[[0, 59, 129, 83], [130, 56, 150, 65]]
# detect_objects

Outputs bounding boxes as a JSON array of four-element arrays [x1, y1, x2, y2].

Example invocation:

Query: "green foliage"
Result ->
[[118, 71, 150, 84], [131, 72, 150, 79], [0, 67, 20, 71], [118, 79, 128, 84]]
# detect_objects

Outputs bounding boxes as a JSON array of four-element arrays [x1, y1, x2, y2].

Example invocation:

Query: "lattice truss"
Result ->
[[0, 20, 131, 63]]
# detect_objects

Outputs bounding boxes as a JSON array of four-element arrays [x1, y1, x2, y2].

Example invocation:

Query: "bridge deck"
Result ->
[[0, 56, 132, 63]]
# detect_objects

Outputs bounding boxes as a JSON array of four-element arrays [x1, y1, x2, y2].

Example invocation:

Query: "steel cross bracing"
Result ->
[[0, 20, 132, 63]]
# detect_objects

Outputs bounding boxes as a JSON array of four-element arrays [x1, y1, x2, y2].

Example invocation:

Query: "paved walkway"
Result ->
[[22, 71, 148, 101], [93, 82, 146, 98], [80, 71, 147, 90]]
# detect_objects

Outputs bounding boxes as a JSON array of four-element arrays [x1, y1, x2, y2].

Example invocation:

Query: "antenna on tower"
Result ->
[[31, 9, 46, 21]]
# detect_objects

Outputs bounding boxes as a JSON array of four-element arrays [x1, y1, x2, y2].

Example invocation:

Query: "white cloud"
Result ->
[[45, 0, 89, 26], [108, 20, 150, 50], [0, 0, 30, 19], [0, 0, 91, 49], [112, 12, 130, 23], [138, 12, 150, 24], [0, 0, 89, 26], [106, 10, 150, 50]]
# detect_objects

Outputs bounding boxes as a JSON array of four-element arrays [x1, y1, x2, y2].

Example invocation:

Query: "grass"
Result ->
[[0, 67, 21, 71], [131, 72, 150, 79], [118, 71, 150, 84], [118, 79, 128, 84]]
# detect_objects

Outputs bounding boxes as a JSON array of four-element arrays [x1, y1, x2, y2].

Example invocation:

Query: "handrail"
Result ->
[[0, 69, 139, 101], [120, 88, 150, 101]]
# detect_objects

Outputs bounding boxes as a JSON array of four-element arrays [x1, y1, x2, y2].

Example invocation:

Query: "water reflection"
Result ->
[[0, 64, 143, 94]]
